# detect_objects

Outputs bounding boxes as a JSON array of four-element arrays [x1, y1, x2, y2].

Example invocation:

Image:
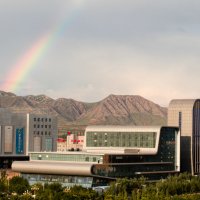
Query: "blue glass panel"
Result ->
[[16, 128, 24, 154]]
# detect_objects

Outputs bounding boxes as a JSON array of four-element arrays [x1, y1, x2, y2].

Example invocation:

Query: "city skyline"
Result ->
[[0, 1, 199, 106]]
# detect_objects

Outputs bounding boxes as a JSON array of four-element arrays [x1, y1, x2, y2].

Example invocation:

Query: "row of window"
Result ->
[[30, 153, 103, 162], [89, 140, 154, 147], [33, 118, 52, 122], [34, 124, 51, 128], [86, 131, 156, 148], [33, 131, 51, 136], [23, 174, 93, 185]]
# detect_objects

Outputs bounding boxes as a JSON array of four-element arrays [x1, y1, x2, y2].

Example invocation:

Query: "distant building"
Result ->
[[66, 133, 84, 151], [168, 99, 200, 175], [57, 138, 67, 152], [57, 134, 84, 152], [12, 125, 180, 188], [0, 109, 57, 168]]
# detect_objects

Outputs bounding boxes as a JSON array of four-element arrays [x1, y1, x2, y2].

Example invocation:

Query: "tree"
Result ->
[[9, 176, 30, 195], [0, 170, 8, 193], [70, 185, 99, 199]]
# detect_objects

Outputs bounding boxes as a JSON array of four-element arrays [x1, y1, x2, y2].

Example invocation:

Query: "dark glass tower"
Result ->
[[168, 99, 200, 175]]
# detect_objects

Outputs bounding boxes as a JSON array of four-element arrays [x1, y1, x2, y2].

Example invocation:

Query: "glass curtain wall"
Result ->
[[193, 100, 200, 174], [86, 132, 156, 148]]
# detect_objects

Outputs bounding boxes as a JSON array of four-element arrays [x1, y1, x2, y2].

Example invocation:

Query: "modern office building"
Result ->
[[168, 99, 200, 175], [12, 125, 180, 188], [0, 109, 57, 168], [0, 109, 28, 168], [28, 113, 57, 152]]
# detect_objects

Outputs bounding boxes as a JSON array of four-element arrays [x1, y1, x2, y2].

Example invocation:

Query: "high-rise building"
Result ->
[[168, 99, 200, 175], [0, 109, 57, 168], [27, 114, 57, 152]]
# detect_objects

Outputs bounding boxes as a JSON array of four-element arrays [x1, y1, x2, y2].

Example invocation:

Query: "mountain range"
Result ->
[[0, 91, 167, 126]]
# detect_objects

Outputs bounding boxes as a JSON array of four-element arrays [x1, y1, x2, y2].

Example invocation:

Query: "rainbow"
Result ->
[[1, 1, 84, 93], [1, 33, 52, 92]]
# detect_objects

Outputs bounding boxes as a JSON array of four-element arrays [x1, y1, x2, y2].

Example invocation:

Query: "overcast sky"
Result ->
[[0, 0, 200, 106]]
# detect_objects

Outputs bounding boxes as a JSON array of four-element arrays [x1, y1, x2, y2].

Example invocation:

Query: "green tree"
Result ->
[[0, 170, 8, 193], [9, 176, 30, 195], [36, 183, 63, 200], [70, 185, 99, 200]]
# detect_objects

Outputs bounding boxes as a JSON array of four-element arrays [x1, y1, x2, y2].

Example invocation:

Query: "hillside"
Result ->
[[0, 91, 167, 126]]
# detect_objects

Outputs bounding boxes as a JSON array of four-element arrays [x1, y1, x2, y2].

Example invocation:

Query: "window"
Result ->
[[85, 157, 89, 162], [37, 118, 40, 122], [178, 111, 182, 131], [34, 118, 36, 121], [86, 131, 156, 148], [49, 118, 51, 122]]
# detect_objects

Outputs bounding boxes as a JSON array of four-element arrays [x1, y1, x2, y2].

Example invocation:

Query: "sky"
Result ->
[[0, 0, 200, 106]]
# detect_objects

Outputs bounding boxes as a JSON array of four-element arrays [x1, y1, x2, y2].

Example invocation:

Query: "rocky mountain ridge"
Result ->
[[0, 91, 167, 126]]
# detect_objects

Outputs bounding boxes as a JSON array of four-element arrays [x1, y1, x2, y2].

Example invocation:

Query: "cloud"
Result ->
[[0, 0, 200, 106]]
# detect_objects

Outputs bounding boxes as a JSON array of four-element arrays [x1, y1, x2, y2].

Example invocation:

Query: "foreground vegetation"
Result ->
[[1, 171, 200, 199], [104, 174, 200, 200]]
